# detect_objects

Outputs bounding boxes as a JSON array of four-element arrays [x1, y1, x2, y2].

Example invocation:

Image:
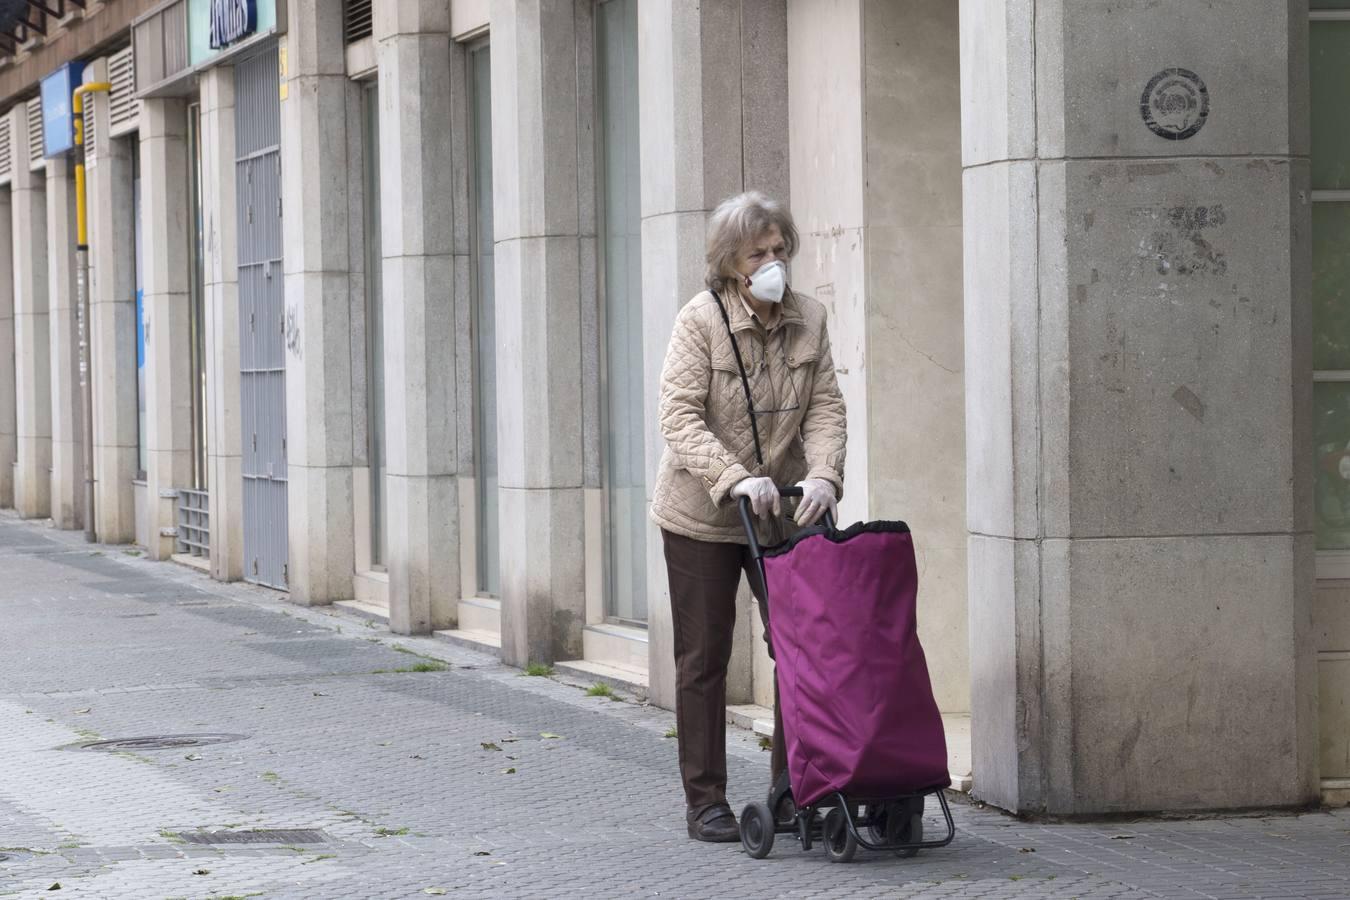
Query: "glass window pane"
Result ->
[[1313, 203, 1350, 370], [1313, 1, 1350, 8], [599, 0, 645, 624], [133, 142, 147, 479], [472, 44, 500, 598], [363, 81, 386, 568], [1312, 22, 1350, 190], [1316, 382, 1350, 550]]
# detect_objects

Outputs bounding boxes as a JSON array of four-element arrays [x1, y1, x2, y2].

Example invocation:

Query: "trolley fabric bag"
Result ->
[[762, 520, 950, 809]]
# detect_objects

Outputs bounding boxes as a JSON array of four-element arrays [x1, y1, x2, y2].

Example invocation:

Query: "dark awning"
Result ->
[[0, 1, 89, 57]]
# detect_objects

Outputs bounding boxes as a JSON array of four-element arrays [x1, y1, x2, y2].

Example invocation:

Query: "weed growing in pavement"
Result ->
[[523, 663, 553, 677], [303, 854, 336, 864], [664, 728, 678, 739], [260, 772, 279, 782], [758, 736, 773, 751], [374, 826, 410, 837], [586, 682, 614, 698]]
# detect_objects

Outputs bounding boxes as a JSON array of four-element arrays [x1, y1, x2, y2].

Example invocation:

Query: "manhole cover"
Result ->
[[177, 829, 327, 845], [70, 734, 247, 752]]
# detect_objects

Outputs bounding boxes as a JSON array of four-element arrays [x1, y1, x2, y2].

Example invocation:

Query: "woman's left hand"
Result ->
[[794, 478, 838, 526]]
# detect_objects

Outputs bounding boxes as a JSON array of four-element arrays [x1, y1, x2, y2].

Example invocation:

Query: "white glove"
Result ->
[[731, 476, 781, 519], [794, 478, 838, 526]]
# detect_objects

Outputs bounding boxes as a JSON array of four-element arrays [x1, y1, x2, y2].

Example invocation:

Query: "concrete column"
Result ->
[[85, 61, 139, 543], [785, 0, 968, 713], [139, 98, 193, 560], [637, 0, 789, 709], [377, 2, 460, 634], [961, 0, 1317, 813], [491, 0, 588, 664], [0, 186, 13, 508], [282, 0, 357, 605], [200, 66, 244, 582], [46, 157, 83, 530], [11, 107, 51, 519]]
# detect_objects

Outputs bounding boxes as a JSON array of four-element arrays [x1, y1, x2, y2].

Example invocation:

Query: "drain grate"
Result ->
[[177, 829, 328, 845], [70, 734, 248, 752]]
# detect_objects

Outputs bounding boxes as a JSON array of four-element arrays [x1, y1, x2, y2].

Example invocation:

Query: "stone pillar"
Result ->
[[282, 0, 357, 604], [377, 1, 460, 634], [0, 185, 13, 508], [960, 0, 1317, 813], [200, 66, 245, 582], [85, 61, 139, 543], [139, 98, 193, 561], [491, 0, 588, 664], [11, 107, 51, 520], [786, 0, 968, 713], [637, 0, 789, 709], [46, 157, 83, 530]]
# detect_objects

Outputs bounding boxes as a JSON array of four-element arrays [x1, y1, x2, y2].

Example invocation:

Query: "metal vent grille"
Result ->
[[0, 114, 11, 186], [344, 0, 373, 43], [27, 98, 43, 169], [109, 46, 138, 136], [133, 0, 189, 93]]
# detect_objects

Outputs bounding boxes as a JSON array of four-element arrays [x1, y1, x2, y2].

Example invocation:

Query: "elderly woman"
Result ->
[[650, 191, 848, 842]]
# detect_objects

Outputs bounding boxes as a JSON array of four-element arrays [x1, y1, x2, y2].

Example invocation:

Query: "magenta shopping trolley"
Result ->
[[737, 487, 956, 863]]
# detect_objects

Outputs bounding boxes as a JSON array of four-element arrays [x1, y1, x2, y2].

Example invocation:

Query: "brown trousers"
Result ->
[[661, 529, 787, 816]]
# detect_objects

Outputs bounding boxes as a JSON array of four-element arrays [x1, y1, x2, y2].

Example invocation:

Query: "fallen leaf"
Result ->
[[47, 884, 60, 892], [185, 754, 202, 761], [1110, 834, 1135, 840], [539, 733, 563, 740], [192, 869, 209, 875], [425, 890, 448, 896], [378, 741, 391, 747], [500, 737, 519, 743], [473, 851, 492, 857], [502, 767, 516, 774], [1018, 847, 1035, 853], [74, 708, 91, 715], [312, 692, 329, 697], [410, 754, 426, 760], [480, 742, 501, 752]]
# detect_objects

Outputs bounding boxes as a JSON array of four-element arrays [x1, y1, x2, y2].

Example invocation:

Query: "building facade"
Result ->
[[0, 0, 1342, 815]]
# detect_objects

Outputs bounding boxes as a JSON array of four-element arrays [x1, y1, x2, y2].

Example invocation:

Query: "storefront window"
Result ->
[[363, 80, 387, 569], [133, 141, 146, 480], [598, 0, 645, 624], [1312, 15, 1350, 553], [470, 43, 500, 598]]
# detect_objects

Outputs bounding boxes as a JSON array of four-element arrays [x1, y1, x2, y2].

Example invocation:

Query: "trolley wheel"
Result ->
[[822, 806, 857, 863], [740, 802, 775, 860]]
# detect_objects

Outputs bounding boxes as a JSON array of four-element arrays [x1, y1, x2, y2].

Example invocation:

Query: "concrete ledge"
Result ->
[[554, 658, 649, 696], [1323, 779, 1350, 808], [334, 598, 392, 625], [434, 628, 502, 656], [171, 553, 209, 574]]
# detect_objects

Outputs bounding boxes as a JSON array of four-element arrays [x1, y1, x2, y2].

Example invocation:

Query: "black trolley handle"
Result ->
[[738, 485, 837, 562]]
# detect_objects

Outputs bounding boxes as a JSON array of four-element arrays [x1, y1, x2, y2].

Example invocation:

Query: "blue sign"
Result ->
[[39, 61, 85, 158], [209, 0, 257, 49]]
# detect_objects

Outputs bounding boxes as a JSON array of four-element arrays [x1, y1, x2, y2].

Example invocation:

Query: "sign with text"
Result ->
[[40, 61, 85, 158], [209, 0, 257, 49]]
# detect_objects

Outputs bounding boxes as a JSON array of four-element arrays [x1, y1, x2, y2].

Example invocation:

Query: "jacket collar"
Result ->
[[718, 284, 806, 335]]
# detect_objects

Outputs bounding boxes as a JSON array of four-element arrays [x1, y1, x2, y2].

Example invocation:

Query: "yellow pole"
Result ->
[[72, 81, 111, 542]]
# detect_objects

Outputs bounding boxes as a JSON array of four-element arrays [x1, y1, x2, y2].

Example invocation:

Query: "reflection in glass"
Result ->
[[363, 81, 387, 569], [1316, 383, 1350, 550], [599, 0, 646, 624], [1314, 204, 1350, 372], [471, 44, 500, 598], [1312, 22, 1350, 191]]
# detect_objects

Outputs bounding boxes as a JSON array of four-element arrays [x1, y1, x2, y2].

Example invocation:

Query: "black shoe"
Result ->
[[686, 804, 741, 843]]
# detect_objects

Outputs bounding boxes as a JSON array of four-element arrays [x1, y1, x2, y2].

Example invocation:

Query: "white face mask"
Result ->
[[747, 260, 787, 304]]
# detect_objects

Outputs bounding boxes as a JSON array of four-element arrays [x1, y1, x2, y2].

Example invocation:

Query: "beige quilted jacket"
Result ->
[[650, 287, 847, 544]]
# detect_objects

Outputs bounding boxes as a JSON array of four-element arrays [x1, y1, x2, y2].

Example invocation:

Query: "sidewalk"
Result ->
[[1, 511, 1348, 899]]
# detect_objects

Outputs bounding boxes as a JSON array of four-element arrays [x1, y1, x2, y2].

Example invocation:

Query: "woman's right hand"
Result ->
[[731, 476, 781, 519]]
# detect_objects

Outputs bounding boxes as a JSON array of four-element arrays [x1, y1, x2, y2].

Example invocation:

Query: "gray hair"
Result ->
[[704, 191, 800, 294]]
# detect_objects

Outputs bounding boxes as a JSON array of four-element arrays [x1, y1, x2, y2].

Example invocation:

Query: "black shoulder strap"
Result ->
[[712, 291, 764, 467]]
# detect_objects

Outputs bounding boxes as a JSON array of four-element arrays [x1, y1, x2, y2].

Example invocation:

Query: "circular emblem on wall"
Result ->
[[1140, 68, 1210, 141]]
